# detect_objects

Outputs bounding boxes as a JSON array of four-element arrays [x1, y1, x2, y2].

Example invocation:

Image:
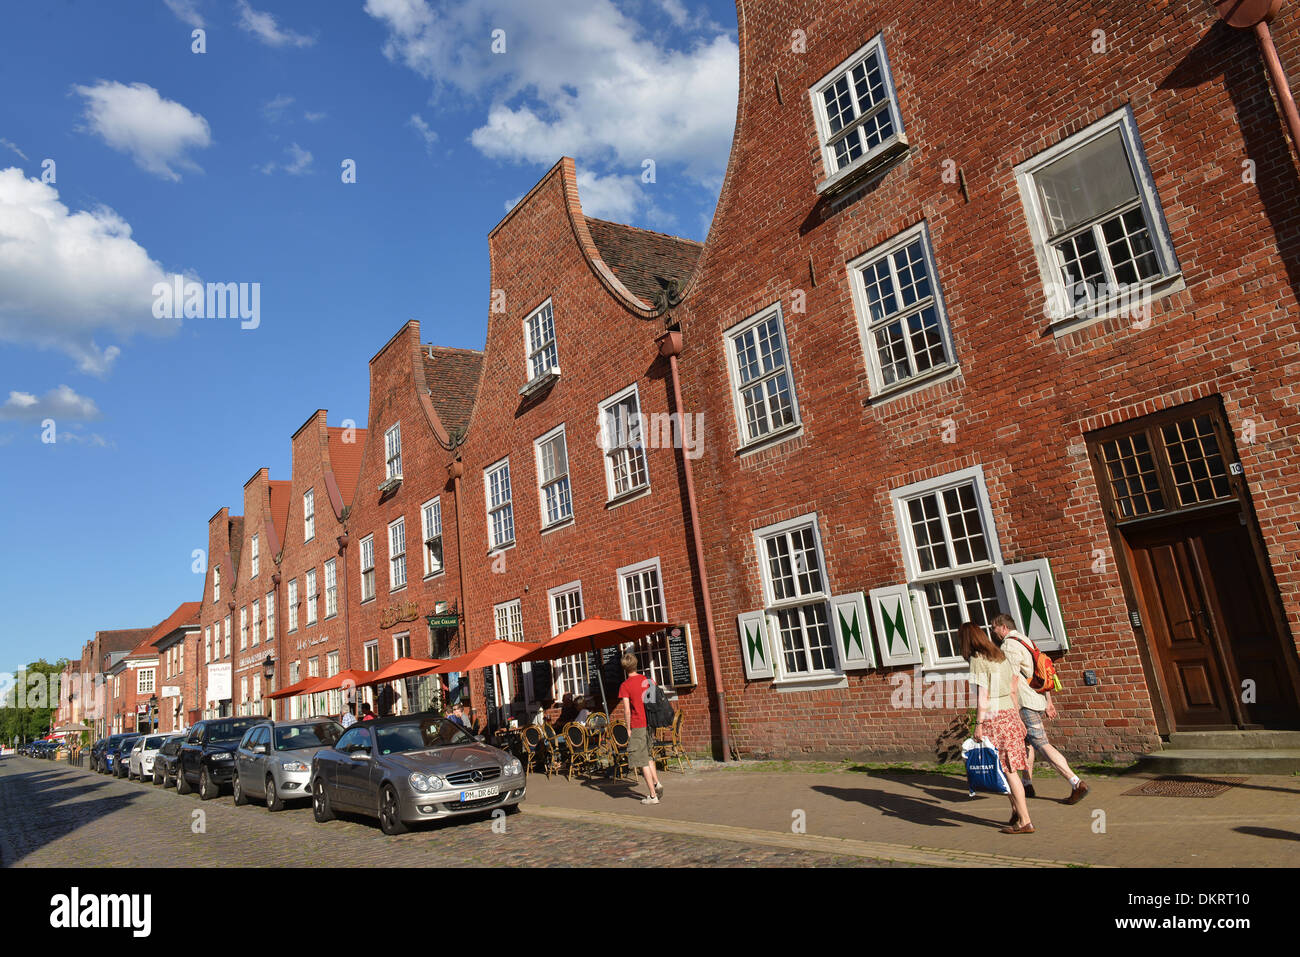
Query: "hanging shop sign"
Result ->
[[381, 600, 421, 630]]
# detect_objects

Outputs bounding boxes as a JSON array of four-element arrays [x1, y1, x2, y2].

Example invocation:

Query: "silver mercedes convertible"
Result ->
[[310, 712, 526, 834]]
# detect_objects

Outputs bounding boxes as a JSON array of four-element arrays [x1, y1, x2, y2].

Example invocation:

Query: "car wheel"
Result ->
[[199, 766, 218, 801], [266, 775, 284, 813], [232, 769, 248, 806], [312, 778, 334, 823], [378, 784, 408, 835], [152, 769, 162, 786], [176, 766, 192, 794]]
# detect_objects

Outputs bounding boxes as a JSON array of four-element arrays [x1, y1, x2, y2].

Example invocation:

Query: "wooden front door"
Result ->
[[1089, 398, 1300, 731]]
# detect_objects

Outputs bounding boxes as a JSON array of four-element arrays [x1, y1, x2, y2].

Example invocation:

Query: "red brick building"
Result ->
[[197, 508, 243, 719], [80, 628, 153, 739], [277, 410, 366, 719], [231, 468, 289, 717], [151, 601, 201, 732], [667, 0, 1300, 758], [452, 159, 713, 741], [345, 322, 479, 715], [107, 635, 159, 735]]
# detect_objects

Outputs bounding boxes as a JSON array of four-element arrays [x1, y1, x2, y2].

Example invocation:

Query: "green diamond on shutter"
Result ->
[[746, 623, 766, 666], [838, 606, 864, 657], [1014, 576, 1050, 635], [883, 599, 909, 655]]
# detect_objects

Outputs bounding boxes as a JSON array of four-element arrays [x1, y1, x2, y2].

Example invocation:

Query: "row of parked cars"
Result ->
[[81, 711, 526, 835], [16, 740, 66, 759]]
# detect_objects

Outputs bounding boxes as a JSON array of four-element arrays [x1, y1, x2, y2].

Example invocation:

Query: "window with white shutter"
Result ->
[[754, 514, 838, 680]]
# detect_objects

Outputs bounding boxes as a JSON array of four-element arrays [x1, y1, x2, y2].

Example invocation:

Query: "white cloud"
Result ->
[[258, 142, 313, 175], [0, 168, 182, 374], [73, 80, 212, 182], [303, 111, 327, 122], [55, 426, 115, 448], [0, 138, 28, 162], [0, 385, 102, 422], [236, 0, 315, 48], [364, 0, 737, 225], [574, 168, 641, 221], [163, 0, 204, 29], [408, 114, 438, 154], [262, 93, 295, 123]]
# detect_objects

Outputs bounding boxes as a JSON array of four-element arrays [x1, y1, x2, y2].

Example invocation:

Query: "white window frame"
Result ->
[[223, 616, 232, 658], [327, 651, 340, 678], [846, 221, 958, 398], [212, 565, 220, 603], [393, 632, 411, 660], [137, 668, 155, 696], [1015, 106, 1182, 335], [239, 606, 248, 651], [305, 568, 318, 626], [359, 534, 376, 601], [251, 599, 261, 646], [753, 514, 841, 684], [287, 578, 299, 632], [599, 384, 650, 502], [250, 534, 260, 578], [385, 423, 403, 481], [421, 498, 444, 578], [523, 298, 559, 382], [363, 640, 380, 673], [388, 517, 407, 591], [324, 558, 338, 618], [724, 302, 802, 451], [889, 465, 1005, 672], [809, 34, 907, 190], [204, 627, 211, 664], [548, 581, 587, 699], [534, 424, 574, 529], [617, 557, 671, 687], [485, 457, 515, 552], [265, 591, 275, 643], [303, 488, 315, 542]]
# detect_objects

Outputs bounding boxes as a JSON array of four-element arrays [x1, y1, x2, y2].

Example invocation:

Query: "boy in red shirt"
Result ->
[[617, 653, 663, 805]]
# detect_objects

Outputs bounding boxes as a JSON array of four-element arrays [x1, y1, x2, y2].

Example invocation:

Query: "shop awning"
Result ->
[[429, 640, 543, 673], [371, 657, 444, 683], [522, 617, 669, 662], [301, 669, 379, 694], [268, 678, 316, 701]]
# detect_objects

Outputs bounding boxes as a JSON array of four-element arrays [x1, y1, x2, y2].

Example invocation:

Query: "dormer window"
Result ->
[[524, 299, 559, 382]]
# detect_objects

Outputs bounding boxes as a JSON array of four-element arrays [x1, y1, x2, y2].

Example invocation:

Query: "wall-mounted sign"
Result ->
[[160, 686, 180, 697], [426, 614, 460, 628], [434, 601, 449, 614], [206, 662, 231, 701], [381, 600, 421, 630]]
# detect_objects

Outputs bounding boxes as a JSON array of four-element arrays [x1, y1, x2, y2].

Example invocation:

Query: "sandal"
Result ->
[[1000, 821, 1035, 834]]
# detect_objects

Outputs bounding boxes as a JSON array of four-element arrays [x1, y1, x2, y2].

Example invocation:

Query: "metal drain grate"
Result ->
[[1123, 775, 1246, 798]]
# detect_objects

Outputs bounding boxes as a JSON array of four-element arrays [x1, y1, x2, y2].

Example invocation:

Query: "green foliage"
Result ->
[[0, 659, 67, 745]]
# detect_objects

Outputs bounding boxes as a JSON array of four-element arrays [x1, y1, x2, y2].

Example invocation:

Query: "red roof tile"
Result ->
[[327, 426, 367, 507], [422, 346, 484, 438], [584, 217, 702, 305], [268, 479, 291, 549], [97, 628, 153, 657], [144, 602, 201, 653]]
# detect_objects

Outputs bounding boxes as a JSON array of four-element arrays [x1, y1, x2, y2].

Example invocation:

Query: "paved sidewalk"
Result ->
[[523, 762, 1300, 867]]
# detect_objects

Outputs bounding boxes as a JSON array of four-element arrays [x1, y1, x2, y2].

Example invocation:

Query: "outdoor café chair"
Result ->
[[607, 721, 631, 780], [520, 725, 543, 775], [541, 723, 565, 778], [563, 723, 591, 780], [653, 708, 691, 772]]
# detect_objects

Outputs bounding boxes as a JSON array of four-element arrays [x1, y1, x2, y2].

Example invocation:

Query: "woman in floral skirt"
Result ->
[[959, 622, 1034, 834]]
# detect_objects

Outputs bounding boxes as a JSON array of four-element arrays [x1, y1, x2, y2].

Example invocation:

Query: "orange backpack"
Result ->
[[1008, 634, 1061, 694]]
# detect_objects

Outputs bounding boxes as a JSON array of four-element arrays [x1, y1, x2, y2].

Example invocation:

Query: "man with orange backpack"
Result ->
[[991, 614, 1088, 806]]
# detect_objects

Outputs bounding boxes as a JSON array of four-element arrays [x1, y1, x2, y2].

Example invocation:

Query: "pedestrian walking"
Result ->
[[617, 653, 662, 805], [960, 622, 1034, 834], [991, 614, 1088, 805]]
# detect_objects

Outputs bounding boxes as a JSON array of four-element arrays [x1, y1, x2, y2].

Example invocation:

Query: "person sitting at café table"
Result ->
[[574, 697, 592, 725], [359, 702, 376, 722], [556, 693, 579, 727]]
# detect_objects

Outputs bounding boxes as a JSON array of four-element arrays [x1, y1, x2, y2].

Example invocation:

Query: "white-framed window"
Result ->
[[287, 578, 299, 632], [385, 423, 403, 481], [212, 565, 221, 602], [725, 303, 800, 447], [388, 517, 407, 590], [495, 599, 525, 644], [305, 568, 318, 626], [204, 627, 211, 664], [363, 640, 379, 672], [250, 534, 260, 578], [548, 581, 587, 698], [755, 514, 837, 679], [240, 677, 248, 707], [599, 384, 650, 500], [251, 599, 261, 646], [485, 458, 515, 550], [360, 534, 376, 601], [847, 221, 956, 395], [890, 466, 1004, 668], [303, 488, 315, 542], [327, 652, 339, 678], [618, 558, 670, 686], [535, 425, 573, 528], [239, 607, 248, 650], [324, 558, 338, 618], [265, 591, 275, 643], [421, 499, 443, 577], [290, 660, 301, 685], [307, 656, 320, 678], [223, 616, 232, 658], [253, 674, 262, 709], [393, 632, 411, 660], [137, 668, 155, 695], [1015, 106, 1181, 331], [810, 35, 906, 185], [524, 299, 558, 381]]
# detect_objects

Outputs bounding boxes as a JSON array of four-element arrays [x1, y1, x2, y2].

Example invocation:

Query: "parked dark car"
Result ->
[[152, 733, 186, 787], [110, 736, 140, 777], [234, 719, 343, 811], [310, 712, 525, 835], [177, 717, 268, 800], [90, 737, 108, 768], [100, 734, 134, 774]]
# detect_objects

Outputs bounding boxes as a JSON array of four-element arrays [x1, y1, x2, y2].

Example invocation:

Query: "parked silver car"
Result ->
[[233, 719, 344, 811], [310, 713, 525, 834], [127, 733, 174, 781]]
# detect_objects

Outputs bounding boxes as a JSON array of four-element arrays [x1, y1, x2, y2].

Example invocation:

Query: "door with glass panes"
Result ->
[[1088, 399, 1300, 730]]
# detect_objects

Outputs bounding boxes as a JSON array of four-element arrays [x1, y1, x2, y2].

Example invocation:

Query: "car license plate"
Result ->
[[459, 785, 499, 801]]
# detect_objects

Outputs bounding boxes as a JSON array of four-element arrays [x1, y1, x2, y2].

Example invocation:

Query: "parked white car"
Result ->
[[128, 733, 176, 781]]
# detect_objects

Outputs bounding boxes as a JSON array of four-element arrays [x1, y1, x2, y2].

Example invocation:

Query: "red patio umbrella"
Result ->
[[430, 640, 543, 673], [370, 657, 444, 683], [522, 617, 669, 706], [303, 669, 378, 694], [268, 677, 316, 701]]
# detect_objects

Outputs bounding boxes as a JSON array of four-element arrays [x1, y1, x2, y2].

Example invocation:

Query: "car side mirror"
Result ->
[[252, 744, 267, 755], [349, 750, 371, 761]]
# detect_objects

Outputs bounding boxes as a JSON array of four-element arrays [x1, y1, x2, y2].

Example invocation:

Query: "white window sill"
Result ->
[[1047, 273, 1185, 338], [606, 485, 651, 509], [387, 586, 407, 595], [359, 596, 375, 605], [488, 541, 516, 556], [816, 135, 911, 197], [540, 517, 575, 537], [735, 422, 803, 459], [773, 673, 848, 693], [865, 364, 962, 407], [422, 570, 445, 582]]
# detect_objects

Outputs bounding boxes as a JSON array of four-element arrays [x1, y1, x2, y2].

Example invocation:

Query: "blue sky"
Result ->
[[0, 0, 737, 672]]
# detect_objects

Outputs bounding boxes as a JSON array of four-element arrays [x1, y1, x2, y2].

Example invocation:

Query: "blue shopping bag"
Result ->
[[962, 737, 1010, 796]]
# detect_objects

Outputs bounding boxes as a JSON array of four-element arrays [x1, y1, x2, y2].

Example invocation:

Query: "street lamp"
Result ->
[[262, 655, 276, 718], [148, 694, 158, 733]]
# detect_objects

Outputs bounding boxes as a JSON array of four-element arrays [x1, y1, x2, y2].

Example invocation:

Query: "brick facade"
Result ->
[[230, 469, 286, 718], [197, 508, 244, 719]]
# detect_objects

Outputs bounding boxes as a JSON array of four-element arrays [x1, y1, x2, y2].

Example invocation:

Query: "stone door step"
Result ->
[[1137, 748, 1300, 775], [1166, 730, 1300, 751]]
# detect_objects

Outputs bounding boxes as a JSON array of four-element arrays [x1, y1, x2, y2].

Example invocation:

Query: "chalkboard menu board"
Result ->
[[662, 624, 697, 688]]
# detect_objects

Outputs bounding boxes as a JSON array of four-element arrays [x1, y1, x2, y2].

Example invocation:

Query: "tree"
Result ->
[[0, 659, 67, 745]]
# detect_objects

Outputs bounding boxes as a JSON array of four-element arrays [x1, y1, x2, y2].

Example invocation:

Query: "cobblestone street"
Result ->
[[0, 756, 892, 868]]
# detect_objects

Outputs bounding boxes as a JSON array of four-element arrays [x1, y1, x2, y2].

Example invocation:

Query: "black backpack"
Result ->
[[643, 681, 674, 729]]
